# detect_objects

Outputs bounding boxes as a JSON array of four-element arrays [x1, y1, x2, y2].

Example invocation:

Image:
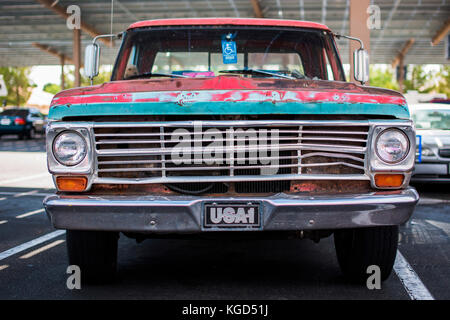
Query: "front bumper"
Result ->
[[411, 162, 450, 182], [43, 187, 419, 233]]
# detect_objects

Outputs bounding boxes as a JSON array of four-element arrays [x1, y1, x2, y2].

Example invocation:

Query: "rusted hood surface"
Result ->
[[49, 77, 409, 120]]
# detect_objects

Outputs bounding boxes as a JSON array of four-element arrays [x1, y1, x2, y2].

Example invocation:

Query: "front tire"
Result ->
[[27, 128, 36, 139], [334, 226, 398, 283], [66, 230, 119, 284]]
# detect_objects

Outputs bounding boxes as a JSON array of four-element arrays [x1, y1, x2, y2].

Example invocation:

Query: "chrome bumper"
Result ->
[[411, 163, 450, 182], [43, 187, 419, 233]]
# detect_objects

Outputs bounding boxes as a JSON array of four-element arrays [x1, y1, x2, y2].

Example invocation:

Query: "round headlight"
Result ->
[[375, 128, 409, 164], [53, 131, 87, 166]]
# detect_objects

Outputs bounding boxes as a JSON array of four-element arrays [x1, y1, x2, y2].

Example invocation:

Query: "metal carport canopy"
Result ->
[[0, 0, 449, 67]]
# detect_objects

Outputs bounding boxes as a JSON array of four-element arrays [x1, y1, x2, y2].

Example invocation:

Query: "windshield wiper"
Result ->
[[219, 68, 296, 80], [125, 72, 189, 80]]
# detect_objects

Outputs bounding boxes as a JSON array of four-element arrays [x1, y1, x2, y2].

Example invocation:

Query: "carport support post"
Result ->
[[349, 0, 370, 84], [398, 59, 405, 93], [60, 54, 65, 90], [73, 29, 81, 87]]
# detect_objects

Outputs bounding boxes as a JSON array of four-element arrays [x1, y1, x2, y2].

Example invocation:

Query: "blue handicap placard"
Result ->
[[221, 40, 237, 64], [416, 135, 422, 163]]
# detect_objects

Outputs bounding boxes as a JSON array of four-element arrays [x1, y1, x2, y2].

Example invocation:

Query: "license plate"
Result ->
[[204, 203, 260, 228], [1, 118, 11, 125]]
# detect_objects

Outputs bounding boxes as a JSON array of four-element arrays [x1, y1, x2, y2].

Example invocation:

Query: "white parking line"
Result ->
[[0, 220, 7, 225], [0, 191, 53, 197], [16, 208, 45, 219], [0, 265, 8, 271], [0, 230, 66, 262], [425, 220, 450, 237], [0, 197, 6, 201], [0, 173, 49, 185], [19, 240, 65, 259], [13, 190, 39, 198], [394, 250, 434, 300], [418, 197, 450, 205]]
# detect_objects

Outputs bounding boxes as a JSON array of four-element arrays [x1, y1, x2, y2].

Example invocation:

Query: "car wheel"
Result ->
[[66, 230, 119, 284], [27, 128, 36, 139], [334, 226, 398, 283], [18, 133, 26, 140]]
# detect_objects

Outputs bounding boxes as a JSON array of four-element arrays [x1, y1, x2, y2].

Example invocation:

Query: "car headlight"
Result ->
[[52, 131, 87, 166], [421, 147, 434, 157], [375, 128, 410, 164]]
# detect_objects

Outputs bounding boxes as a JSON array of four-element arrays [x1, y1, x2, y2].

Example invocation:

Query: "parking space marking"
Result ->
[[0, 230, 66, 262], [425, 219, 450, 237], [0, 265, 8, 271], [19, 240, 65, 259], [418, 197, 450, 205], [0, 197, 6, 201], [13, 190, 39, 198], [16, 208, 45, 219], [0, 220, 7, 225], [0, 173, 49, 185], [0, 191, 52, 197], [394, 250, 434, 300]]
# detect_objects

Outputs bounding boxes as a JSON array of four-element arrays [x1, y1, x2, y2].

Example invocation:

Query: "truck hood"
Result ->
[[49, 76, 409, 120]]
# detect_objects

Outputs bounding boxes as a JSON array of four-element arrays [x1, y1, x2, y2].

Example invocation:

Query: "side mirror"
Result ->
[[354, 48, 369, 84], [84, 43, 100, 80]]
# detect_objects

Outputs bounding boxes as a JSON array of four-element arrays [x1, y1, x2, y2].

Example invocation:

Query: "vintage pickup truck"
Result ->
[[44, 18, 419, 283]]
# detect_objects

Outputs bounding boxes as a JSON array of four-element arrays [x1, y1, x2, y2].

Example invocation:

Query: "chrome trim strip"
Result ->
[[95, 144, 367, 156], [94, 174, 370, 184]]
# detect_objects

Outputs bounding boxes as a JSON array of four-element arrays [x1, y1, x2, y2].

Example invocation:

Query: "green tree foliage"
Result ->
[[0, 67, 36, 106], [404, 65, 433, 93], [369, 66, 399, 90], [43, 68, 112, 95], [429, 65, 450, 97], [43, 83, 61, 95]]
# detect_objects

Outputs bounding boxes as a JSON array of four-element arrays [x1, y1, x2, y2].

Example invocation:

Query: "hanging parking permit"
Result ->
[[221, 39, 237, 64]]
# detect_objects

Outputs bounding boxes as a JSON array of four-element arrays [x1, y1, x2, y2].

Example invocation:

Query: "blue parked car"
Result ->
[[0, 108, 45, 140]]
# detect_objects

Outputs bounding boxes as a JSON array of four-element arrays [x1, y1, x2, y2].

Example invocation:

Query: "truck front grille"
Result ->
[[92, 121, 369, 188], [439, 149, 450, 158]]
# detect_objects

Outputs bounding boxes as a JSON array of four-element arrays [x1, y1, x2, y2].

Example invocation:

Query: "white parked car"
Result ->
[[410, 103, 450, 182]]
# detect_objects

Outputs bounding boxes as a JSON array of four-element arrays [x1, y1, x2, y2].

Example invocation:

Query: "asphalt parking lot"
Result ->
[[0, 135, 449, 300]]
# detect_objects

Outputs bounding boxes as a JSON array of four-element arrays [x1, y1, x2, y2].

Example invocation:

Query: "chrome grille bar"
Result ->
[[93, 120, 370, 183]]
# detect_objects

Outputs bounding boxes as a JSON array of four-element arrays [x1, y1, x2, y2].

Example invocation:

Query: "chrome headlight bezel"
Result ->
[[52, 130, 87, 166], [374, 128, 410, 164], [369, 123, 416, 173], [46, 122, 94, 175]]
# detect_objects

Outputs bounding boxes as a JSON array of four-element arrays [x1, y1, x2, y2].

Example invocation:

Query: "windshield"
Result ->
[[0, 109, 28, 117], [113, 26, 345, 81], [412, 109, 450, 130]]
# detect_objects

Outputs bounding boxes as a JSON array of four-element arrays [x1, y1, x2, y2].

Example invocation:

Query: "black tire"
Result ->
[[334, 226, 398, 283], [66, 230, 119, 284], [27, 128, 36, 139], [18, 133, 26, 140]]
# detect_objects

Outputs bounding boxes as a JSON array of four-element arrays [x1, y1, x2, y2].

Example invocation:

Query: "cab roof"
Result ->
[[128, 18, 331, 32]]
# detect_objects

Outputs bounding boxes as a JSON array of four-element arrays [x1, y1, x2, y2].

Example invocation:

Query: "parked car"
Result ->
[[411, 103, 450, 182], [427, 98, 450, 104], [44, 18, 418, 284], [0, 108, 38, 139], [27, 108, 47, 135]]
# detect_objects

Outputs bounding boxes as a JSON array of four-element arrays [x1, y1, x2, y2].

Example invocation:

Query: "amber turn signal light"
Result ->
[[56, 176, 87, 192], [374, 174, 404, 188]]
